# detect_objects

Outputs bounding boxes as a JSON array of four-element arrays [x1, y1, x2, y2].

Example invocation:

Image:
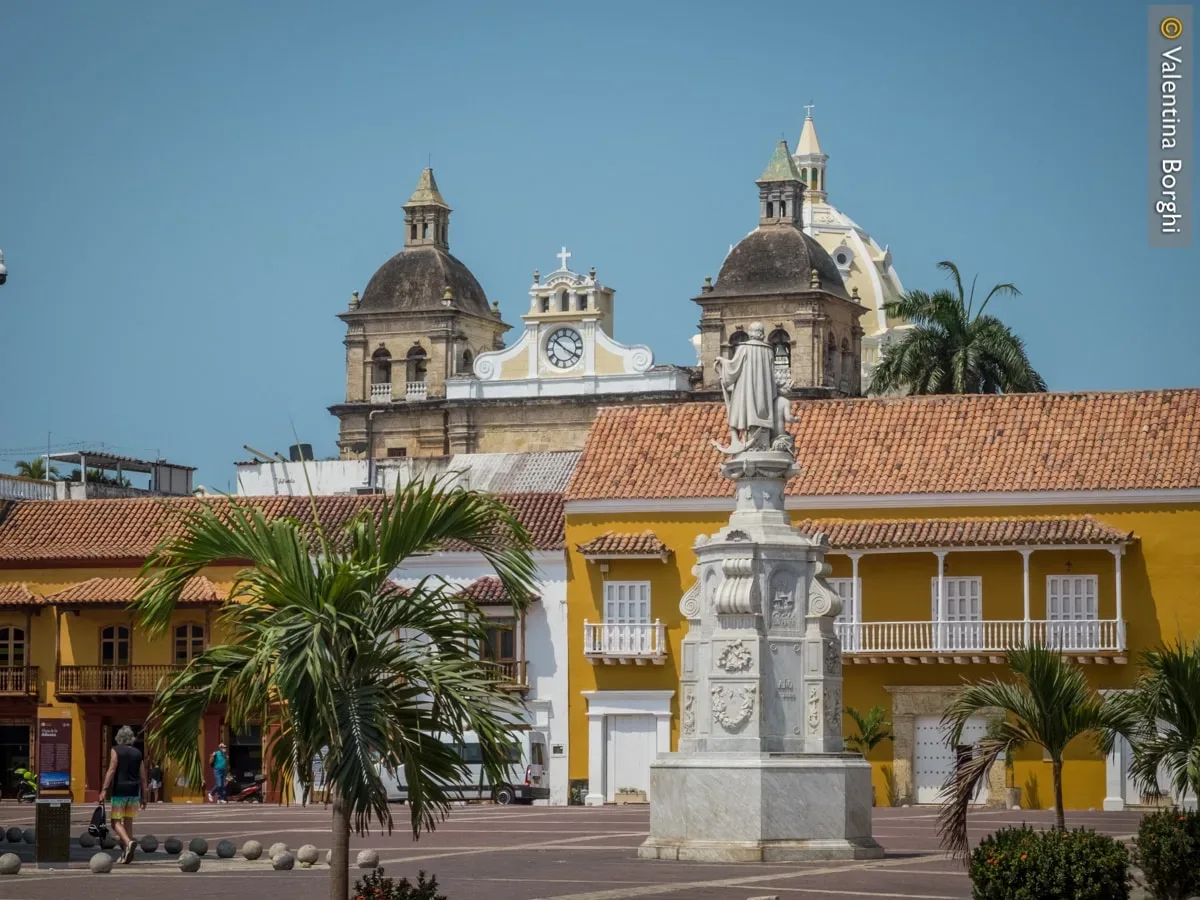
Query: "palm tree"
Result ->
[[845, 705, 893, 755], [13, 458, 57, 480], [134, 478, 539, 900], [936, 644, 1129, 857], [1111, 637, 1200, 804], [869, 261, 1046, 396]]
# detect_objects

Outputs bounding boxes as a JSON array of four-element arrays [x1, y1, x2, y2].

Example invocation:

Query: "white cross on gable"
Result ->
[[556, 246, 572, 270]]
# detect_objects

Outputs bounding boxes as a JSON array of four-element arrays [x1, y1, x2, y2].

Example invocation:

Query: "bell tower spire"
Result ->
[[794, 106, 828, 204], [756, 139, 806, 227], [403, 167, 451, 250]]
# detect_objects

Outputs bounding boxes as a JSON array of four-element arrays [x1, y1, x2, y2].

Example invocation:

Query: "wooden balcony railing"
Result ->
[[481, 660, 526, 690], [56, 665, 182, 698], [0, 666, 38, 696], [583, 620, 668, 665]]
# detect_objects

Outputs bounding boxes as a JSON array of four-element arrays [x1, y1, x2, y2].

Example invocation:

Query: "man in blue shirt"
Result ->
[[208, 743, 228, 803]]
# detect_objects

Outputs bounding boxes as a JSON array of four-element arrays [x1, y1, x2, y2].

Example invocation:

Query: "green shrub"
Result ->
[[968, 825, 1129, 900], [1132, 807, 1200, 900], [353, 867, 446, 900]]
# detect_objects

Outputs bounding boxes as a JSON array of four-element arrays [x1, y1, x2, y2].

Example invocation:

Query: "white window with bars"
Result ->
[[931, 576, 983, 650], [828, 578, 860, 650], [1046, 575, 1099, 650], [601, 581, 653, 655]]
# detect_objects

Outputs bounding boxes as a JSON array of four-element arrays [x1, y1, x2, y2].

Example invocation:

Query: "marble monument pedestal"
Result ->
[[638, 752, 883, 862]]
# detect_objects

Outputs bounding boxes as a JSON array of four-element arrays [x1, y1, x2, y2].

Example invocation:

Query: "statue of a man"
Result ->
[[713, 322, 776, 453]]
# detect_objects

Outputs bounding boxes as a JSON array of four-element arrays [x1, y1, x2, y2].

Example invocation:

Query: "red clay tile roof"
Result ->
[[798, 515, 1132, 550], [0, 492, 564, 564], [439, 493, 564, 552], [457, 576, 540, 606], [566, 391, 1200, 500], [0, 583, 42, 607], [577, 530, 671, 558], [47, 575, 222, 606]]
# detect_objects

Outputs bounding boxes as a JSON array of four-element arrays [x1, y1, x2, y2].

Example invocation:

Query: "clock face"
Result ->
[[545, 327, 584, 369]]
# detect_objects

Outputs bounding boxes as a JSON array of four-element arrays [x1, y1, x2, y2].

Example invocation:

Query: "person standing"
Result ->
[[148, 761, 164, 803], [99, 726, 147, 864], [208, 742, 228, 803]]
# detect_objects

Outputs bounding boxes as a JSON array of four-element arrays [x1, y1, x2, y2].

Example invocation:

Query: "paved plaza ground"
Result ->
[[0, 801, 1146, 900]]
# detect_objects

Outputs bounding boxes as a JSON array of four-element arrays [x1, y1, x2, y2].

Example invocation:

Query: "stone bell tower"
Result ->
[[639, 323, 882, 862]]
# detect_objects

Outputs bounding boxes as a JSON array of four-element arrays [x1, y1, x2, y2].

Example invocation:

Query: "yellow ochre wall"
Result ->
[[565, 502, 1200, 810], [0, 564, 240, 802]]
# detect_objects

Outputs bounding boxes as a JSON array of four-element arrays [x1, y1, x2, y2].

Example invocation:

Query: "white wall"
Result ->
[[391, 550, 570, 806]]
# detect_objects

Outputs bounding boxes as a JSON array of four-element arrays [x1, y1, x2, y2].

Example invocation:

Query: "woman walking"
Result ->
[[99, 726, 147, 864]]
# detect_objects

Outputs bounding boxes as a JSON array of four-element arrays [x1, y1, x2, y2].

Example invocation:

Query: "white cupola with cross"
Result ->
[[446, 248, 690, 400]]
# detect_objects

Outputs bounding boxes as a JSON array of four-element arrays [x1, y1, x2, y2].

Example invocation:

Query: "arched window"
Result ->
[[577, 292, 587, 311], [728, 330, 749, 357], [0, 626, 26, 668], [174, 623, 205, 665], [840, 338, 853, 388], [409, 223, 417, 242], [461, 349, 474, 373], [559, 290, 570, 312], [100, 625, 130, 667], [371, 348, 392, 386], [824, 333, 837, 385], [765, 201, 774, 218], [421, 222, 429, 239], [406, 346, 428, 385], [540, 295, 550, 313], [801, 167, 808, 182], [769, 329, 791, 377]]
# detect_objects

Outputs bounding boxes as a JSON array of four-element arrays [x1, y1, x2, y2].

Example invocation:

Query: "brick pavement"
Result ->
[[0, 802, 1147, 900]]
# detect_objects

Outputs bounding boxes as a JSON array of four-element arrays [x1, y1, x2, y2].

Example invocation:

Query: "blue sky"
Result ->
[[1, 0, 1196, 489]]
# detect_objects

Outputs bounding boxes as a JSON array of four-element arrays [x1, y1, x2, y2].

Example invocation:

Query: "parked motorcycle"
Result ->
[[225, 772, 266, 802]]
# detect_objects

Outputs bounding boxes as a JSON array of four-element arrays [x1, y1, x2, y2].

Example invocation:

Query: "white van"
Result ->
[[379, 730, 549, 805]]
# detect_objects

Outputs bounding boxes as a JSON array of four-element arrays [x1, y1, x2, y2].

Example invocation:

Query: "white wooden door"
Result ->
[[605, 715, 656, 801], [931, 577, 983, 650], [914, 715, 988, 804], [830, 578, 860, 650], [603, 582, 651, 654], [1046, 575, 1098, 650]]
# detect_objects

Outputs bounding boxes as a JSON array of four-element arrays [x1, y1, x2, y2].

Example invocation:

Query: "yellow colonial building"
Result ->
[[562, 390, 1200, 810]]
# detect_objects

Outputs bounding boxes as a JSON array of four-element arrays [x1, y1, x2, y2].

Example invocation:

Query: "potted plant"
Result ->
[[844, 706, 893, 806], [614, 786, 647, 805]]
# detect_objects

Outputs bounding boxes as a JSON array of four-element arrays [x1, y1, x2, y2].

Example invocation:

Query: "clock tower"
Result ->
[[449, 248, 687, 400]]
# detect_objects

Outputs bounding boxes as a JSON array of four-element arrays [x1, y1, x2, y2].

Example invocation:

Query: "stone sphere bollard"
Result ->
[[21, 829, 34, 845], [0, 853, 20, 875], [241, 840, 263, 860], [100, 835, 118, 850], [4, 827, 21, 844], [90, 851, 114, 874], [216, 840, 236, 859], [140, 834, 159, 853], [177, 850, 201, 873], [267, 842, 289, 858], [324, 849, 331, 866], [271, 852, 295, 871], [164, 836, 183, 855], [188, 837, 208, 856], [79, 832, 97, 849], [355, 848, 379, 869], [296, 844, 319, 867]]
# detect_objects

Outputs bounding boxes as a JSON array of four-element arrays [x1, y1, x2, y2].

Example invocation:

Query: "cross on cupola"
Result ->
[[556, 246, 572, 271]]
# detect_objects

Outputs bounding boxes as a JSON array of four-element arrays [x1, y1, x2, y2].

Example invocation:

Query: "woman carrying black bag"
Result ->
[[99, 726, 148, 864]]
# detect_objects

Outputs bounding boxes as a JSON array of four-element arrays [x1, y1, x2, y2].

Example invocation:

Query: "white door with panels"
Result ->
[[914, 715, 989, 804], [931, 577, 983, 650], [603, 582, 651, 654], [1046, 575, 1098, 650], [604, 715, 657, 801], [830, 578, 860, 650]]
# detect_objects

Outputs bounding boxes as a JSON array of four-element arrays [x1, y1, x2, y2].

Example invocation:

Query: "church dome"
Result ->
[[708, 225, 849, 300], [358, 245, 491, 316]]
